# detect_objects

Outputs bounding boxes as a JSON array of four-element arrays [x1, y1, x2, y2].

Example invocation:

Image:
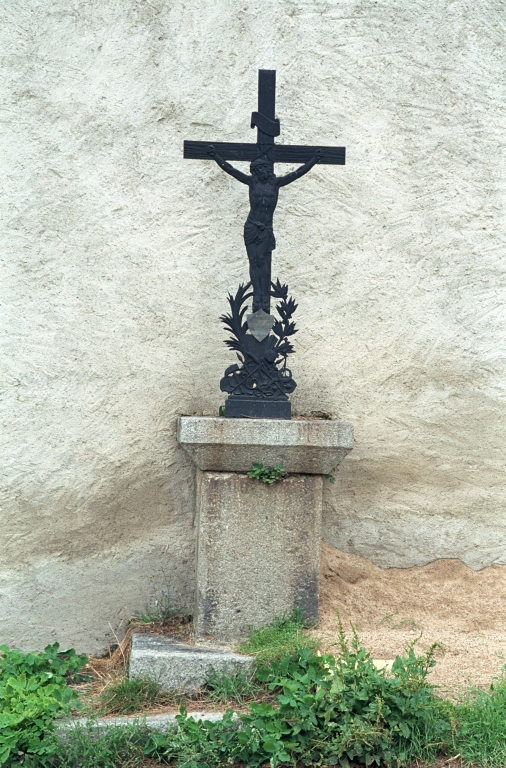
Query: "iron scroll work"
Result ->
[[184, 70, 345, 419]]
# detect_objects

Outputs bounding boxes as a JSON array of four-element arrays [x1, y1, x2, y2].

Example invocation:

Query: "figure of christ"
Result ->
[[207, 146, 322, 313]]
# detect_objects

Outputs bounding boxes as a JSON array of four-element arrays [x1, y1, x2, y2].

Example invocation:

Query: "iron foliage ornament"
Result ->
[[219, 280, 297, 418]]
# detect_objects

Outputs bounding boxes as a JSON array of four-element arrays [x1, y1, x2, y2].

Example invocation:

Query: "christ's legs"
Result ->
[[246, 241, 271, 313], [259, 251, 271, 312], [248, 248, 262, 312]]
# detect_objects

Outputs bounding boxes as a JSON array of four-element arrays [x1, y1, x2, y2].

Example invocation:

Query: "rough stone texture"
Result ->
[[2, 0, 506, 652], [128, 633, 254, 692], [195, 471, 323, 643], [178, 416, 354, 474]]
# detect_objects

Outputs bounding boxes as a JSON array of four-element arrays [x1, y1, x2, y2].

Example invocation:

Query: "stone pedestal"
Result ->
[[195, 471, 322, 642], [178, 417, 353, 643]]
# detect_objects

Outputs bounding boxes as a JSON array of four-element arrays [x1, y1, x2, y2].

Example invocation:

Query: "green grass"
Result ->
[[53, 722, 152, 768], [99, 677, 162, 716], [204, 668, 265, 705], [450, 673, 506, 766], [98, 669, 267, 715], [237, 607, 320, 662]]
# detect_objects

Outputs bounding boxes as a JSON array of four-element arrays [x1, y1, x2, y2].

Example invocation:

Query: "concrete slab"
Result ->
[[128, 634, 254, 692], [57, 711, 237, 735], [178, 416, 354, 474]]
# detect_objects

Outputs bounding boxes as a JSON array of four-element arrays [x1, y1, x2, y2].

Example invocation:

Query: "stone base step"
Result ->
[[128, 633, 255, 692]]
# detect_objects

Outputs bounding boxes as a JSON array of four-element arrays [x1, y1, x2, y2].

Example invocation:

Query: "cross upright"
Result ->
[[184, 70, 345, 318], [184, 69, 345, 169]]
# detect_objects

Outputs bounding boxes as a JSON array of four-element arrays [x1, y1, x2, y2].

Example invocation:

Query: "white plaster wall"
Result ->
[[1, 0, 505, 653]]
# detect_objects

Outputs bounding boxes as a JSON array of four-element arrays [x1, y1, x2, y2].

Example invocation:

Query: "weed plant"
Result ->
[[96, 671, 265, 717], [144, 709, 240, 767], [6, 616, 506, 767], [237, 607, 320, 662], [134, 570, 180, 624], [247, 462, 286, 484], [0, 643, 87, 767], [99, 677, 162, 715], [144, 623, 450, 768]]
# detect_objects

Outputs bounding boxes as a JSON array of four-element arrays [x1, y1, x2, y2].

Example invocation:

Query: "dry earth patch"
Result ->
[[318, 542, 506, 696]]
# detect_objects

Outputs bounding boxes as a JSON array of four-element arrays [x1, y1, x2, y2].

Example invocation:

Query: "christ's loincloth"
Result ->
[[244, 217, 276, 258]]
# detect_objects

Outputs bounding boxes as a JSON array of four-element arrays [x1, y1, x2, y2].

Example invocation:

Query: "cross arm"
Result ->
[[184, 141, 345, 165], [272, 145, 345, 165], [184, 141, 260, 162]]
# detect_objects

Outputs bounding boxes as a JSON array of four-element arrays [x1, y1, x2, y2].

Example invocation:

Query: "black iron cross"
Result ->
[[184, 69, 345, 167], [183, 69, 346, 419]]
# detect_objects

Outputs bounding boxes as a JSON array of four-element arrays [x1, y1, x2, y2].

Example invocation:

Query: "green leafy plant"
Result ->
[[144, 707, 240, 767], [142, 626, 449, 768], [10, 620, 505, 768], [324, 466, 337, 483], [239, 625, 449, 768], [44, 620, 506, 768], [99, 676, 162, 716], [247, 462, 286, 484], [0, 643, 87, 767]]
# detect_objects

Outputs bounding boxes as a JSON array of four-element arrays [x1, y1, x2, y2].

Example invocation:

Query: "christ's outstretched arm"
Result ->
[[207, 145, 250, 185], [277, 150, 322, 187]]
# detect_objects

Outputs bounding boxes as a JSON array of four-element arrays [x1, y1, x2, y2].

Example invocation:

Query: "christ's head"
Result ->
[[250, 158, 274, 182]]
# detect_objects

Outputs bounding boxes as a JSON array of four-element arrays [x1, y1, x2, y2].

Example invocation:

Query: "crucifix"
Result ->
[[184, 70, 345, 419]]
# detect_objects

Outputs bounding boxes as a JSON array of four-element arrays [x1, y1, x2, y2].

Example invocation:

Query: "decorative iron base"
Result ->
[[220, 281, 297, 421], [225, 397, 291, 419]]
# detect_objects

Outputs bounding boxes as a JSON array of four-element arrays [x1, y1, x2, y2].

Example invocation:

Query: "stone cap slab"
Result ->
[[178, 416, 354, 474]]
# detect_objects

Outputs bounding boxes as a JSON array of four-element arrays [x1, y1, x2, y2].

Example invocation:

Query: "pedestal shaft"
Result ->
[[195, 470, 323, 643]]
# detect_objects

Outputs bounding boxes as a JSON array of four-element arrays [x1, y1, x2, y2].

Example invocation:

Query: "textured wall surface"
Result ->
[[1, 0, 505, 653]]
